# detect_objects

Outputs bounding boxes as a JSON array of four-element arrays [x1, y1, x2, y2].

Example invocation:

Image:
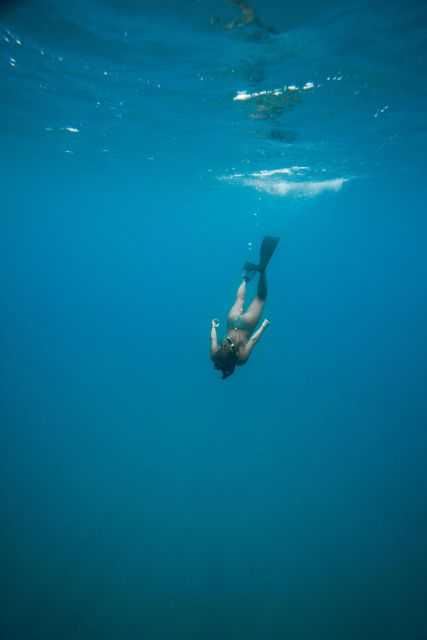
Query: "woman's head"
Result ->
[[212, 337, 238, 379]]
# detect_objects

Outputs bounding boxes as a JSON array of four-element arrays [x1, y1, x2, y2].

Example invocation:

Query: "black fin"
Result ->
[[259, 236, 280, 272], [243, 262, 259, 282]]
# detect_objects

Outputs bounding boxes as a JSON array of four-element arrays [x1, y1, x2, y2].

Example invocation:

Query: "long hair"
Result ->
[[212, 338, 238, 379]]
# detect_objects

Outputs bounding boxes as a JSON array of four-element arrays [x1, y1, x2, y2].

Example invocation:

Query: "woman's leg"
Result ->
[[227, 280, 247, 320], [242, 271, 267, 329]]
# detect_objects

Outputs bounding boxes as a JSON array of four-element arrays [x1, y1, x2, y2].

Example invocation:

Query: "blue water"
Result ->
[[1, 1, 427, 639]]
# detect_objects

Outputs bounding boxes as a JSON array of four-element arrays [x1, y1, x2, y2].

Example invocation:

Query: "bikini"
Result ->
[[227, 311, 253, 334]]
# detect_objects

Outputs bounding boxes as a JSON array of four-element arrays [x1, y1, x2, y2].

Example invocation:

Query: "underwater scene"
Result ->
[[1, 1, 427, 638]]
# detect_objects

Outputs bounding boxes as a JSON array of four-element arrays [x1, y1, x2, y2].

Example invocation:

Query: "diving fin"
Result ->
[[243, 262, 259, 282], [259, 236, 280, 272], [242, 236, 280, 281]]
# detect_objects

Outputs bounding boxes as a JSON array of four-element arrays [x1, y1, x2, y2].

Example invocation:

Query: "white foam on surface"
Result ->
[[222, 171, 348, 197], [243, 177, 347, 197]]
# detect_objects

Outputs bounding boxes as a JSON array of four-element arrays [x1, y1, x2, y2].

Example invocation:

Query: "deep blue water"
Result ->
[[1, 1, 427, 639]]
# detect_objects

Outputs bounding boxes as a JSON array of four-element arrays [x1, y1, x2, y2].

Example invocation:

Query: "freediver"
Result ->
[[211, 236, 279, 379]]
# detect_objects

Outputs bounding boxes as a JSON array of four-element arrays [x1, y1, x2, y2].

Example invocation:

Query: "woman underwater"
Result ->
[[211, 236, 279, 379]]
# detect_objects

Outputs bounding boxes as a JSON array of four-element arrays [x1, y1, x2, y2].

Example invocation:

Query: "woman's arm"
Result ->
[[210, 319, 219, 359], [241, 319, 270, 360]]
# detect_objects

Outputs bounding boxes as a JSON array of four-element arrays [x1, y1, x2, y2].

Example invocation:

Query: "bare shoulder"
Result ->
[[236, 348, 249, 365]]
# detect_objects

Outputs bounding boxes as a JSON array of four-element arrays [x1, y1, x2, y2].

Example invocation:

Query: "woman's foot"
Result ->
[[243, 262, 259, 282]]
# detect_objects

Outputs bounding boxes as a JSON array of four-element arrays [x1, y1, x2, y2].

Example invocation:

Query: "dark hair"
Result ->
[[214, 361, 236, 379], [212, 338, 238, 380]]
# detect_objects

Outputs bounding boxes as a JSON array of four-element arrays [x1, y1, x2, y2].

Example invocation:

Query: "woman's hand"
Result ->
[[261, 318, 270, 328], [212, 318, 220, 329]]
